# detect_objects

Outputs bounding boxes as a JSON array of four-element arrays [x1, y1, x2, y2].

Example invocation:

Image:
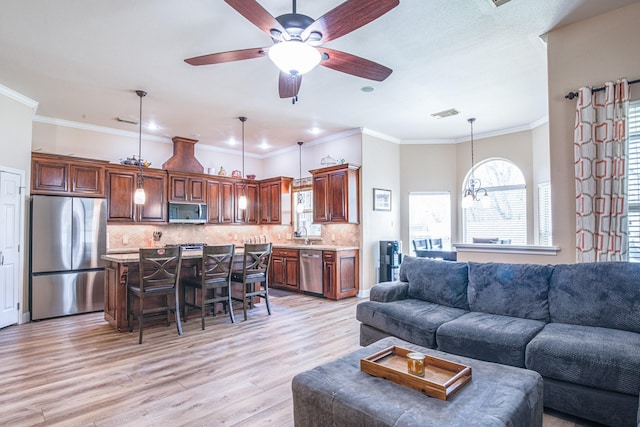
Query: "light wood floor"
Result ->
[[0, 291, 602, 426]]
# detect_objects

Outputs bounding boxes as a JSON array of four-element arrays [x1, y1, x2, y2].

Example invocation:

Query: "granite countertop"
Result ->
[[104, 243, 358, 263]]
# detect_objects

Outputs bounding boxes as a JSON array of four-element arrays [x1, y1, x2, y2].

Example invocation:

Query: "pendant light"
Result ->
[[461, 117, 488, 208], [296, 141, 305, 213], [237, 116, 248, 210], [134, 90, 147, 205]]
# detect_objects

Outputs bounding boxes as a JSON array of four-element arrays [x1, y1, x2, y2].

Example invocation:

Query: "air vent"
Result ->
[[430, 108, 460, 119], [487, 0, 511, 7], [117, 116, 138, 125]]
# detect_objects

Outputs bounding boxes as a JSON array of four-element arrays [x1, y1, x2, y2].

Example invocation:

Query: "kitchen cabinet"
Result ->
[[259, 177, 292, 225], [234, 182, 259, 224], [169, 173, 206, 202], [207, 178, 235, 224], [270, 248, 300, 291], [310, 163, 360, 224], [322, 249, 359, 300], [106, 165, 167, 223], [31, 152, 107, 197]]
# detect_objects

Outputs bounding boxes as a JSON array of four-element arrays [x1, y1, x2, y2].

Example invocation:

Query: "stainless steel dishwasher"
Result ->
[[299, 249, 323, 295]]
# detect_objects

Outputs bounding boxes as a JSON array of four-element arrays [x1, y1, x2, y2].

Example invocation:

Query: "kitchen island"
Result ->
[[102, 244, 359, 331]]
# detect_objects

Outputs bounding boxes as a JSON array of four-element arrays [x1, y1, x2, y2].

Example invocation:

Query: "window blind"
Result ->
[[628, 102, 640, 261]]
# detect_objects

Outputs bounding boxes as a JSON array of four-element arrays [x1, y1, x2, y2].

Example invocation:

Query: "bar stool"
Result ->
[[182, 244, 235, 329], [231, 243, 272, 321], [128, 247, 183, 344]]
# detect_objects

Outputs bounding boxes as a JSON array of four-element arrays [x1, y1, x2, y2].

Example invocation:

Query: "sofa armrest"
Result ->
[[369, 281, 409, 302]]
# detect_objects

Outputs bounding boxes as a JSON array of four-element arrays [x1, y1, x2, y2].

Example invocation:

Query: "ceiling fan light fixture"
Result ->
[[268, 40, 321, 76]]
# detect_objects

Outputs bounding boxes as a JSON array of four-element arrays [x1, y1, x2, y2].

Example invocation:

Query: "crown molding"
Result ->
[[0, 83, 38, 111]]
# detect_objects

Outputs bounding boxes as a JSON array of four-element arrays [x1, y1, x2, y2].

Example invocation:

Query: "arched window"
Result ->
[[462, 159, 527, 244]]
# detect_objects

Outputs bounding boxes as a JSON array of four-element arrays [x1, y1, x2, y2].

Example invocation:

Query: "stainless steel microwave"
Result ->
[[168, 202, 207, 224]]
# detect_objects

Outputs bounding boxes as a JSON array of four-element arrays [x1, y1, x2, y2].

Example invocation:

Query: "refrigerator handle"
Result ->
[[0, 250, 3, 265]]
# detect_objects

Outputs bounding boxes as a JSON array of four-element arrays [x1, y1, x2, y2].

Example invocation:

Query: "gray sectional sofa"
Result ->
[[356, 256, 640, 427]]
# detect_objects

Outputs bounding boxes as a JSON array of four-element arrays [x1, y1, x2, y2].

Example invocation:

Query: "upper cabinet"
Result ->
[[31, 152, 108, 197], [234, 182, 259, 225], [259, 177, 292, 225], [106, 165, 167, 223], [310, 164, 360, 224], [207, 178, 234, 224], [169, 173, 206, 202]]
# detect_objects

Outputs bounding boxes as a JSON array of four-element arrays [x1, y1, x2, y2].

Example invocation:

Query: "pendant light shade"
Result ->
[[296, 141, 304, 213], [134, 90, 147, 205], [238, 116, 248, 210], [461, 117, 488, 208]]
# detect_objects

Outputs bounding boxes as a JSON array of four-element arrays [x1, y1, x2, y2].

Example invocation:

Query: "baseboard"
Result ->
[[357, 288, 370, 298], [21, 312, 31, 324]]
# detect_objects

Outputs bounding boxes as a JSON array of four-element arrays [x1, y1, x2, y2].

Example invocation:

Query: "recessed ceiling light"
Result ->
[[146, 122, 158, 131], [309, 127, 321, 134], [361, 86, 374, 93], [430, 108, 460, 119]]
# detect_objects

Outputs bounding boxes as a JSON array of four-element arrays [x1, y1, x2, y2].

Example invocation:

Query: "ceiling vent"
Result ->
[[116, 116, 138, 125], [431, 108, 460, 119], [487, 0, 511, 7]]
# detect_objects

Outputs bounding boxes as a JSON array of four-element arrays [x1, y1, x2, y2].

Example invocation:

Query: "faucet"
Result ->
[[298, 226, 309, 245]]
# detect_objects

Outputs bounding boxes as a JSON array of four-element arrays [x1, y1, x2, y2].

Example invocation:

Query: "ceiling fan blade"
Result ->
[[301, 0, 399, 43], [185, 47, 268, 66], [279, 72, 302, 99], [318, 48, 392, 81], [224, 0, 286, 38]]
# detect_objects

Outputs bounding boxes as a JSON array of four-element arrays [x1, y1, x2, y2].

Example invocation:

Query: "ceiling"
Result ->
[[1, 0, 639, 156]]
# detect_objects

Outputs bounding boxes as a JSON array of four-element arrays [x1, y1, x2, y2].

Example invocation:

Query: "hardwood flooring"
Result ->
[[0, 291, 603, 426]]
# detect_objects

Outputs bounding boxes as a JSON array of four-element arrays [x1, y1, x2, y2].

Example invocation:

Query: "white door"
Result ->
[[0, 169, 23, 328]]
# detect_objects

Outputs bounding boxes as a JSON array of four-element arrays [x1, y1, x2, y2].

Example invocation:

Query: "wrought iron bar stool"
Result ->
[[128, 247, 183, 344], [231, 243, 272, 321], [182, 244, 236, 329]]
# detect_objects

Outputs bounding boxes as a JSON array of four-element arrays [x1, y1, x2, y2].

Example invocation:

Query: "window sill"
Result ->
[[454, 244, 560, 256]]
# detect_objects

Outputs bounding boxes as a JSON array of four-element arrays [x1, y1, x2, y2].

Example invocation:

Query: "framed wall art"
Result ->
[[373, 188, 392, 211]]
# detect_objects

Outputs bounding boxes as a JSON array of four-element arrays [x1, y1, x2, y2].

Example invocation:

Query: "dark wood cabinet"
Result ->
[[169, 173, 206, 202], [106, 165, 167, 223], [310, 164, 360, 224], [259, 177, 292, 225], [323, 249, 359, 300], [32, 153, 107, 197], [270, 248, 300, 291], [207, 179, 235, 224], [234, 182, 259, 224]]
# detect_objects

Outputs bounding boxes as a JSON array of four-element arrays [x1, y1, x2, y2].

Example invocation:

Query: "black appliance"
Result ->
[[379, 240, 402, 282]]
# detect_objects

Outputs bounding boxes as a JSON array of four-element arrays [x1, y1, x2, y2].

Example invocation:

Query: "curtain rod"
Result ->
[[564, 78, 640, 100]]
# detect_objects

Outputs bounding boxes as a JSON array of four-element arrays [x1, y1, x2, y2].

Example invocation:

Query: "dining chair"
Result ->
[[128, 247, 183, 344], [182, 244, 235, 329], [231, 242, 272, 321]]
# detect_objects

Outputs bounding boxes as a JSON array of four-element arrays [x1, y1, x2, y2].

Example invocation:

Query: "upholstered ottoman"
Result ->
[[292, 337, 543, 427]]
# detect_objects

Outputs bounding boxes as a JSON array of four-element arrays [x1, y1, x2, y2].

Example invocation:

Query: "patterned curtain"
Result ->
[[575, 79, 629, 262]]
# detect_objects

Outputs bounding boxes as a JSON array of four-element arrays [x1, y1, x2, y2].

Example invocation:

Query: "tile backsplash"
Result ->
[[107, 223, 360, 251]]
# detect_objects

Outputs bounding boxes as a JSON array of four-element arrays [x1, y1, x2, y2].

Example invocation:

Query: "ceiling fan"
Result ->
[[185, 0, 399, 102]]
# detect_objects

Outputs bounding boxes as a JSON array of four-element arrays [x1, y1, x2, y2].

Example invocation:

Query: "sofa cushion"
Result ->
[[356, 299, 467, 349], [399, 256, 469, 310], [525, 323, 640, 395], [436, 312, 546, 367], [468, 262, 553, 321], [548, 262, 640, 333]]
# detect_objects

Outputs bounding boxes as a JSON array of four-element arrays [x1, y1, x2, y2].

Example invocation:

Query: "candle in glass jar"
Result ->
[[407, 352, 425, 377]]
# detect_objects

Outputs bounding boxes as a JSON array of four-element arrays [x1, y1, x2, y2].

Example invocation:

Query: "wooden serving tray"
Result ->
[[360, 346, 472, 400]]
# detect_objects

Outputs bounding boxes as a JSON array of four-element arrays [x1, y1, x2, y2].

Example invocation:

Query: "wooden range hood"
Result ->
[[162, 136, 204, 174]]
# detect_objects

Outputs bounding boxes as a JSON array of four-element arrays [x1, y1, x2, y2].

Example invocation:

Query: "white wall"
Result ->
[[32, 121, 265, 179], [400, 143, 459, 249], [361, 132, 400, 292], [0, 85, 37, 318], [547, 2, 640, 263]]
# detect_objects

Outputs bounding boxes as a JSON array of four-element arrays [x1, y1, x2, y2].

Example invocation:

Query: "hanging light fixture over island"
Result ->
[[134, 90, 147, 205]]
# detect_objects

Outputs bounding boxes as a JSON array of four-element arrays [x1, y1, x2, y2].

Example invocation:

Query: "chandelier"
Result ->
[[461, 118, 488, 208]]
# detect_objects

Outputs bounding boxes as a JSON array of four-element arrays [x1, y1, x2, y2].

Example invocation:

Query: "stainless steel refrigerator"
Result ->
[[30, 195, 106, 320]]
